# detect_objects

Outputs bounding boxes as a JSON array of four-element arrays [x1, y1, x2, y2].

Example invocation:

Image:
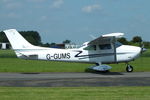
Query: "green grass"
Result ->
[[141, 49, 150, 57], [0, 87, 150, 100], [0, 50, 150, 72], [0, 49, 16, 58], [0, 50, 92, 72], [0, 51, 150, 100], [0, 58, 91, 72], [110, 57, 150, 72]]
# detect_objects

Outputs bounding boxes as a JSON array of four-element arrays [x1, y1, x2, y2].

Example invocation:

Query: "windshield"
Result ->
[[115, 41, 122, 47], [84, 45, 96, 50]]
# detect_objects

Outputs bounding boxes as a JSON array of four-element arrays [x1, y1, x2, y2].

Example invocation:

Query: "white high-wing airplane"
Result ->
[[4, 29, 145, 72]]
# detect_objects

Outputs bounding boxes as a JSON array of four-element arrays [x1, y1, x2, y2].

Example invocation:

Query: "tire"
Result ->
[[126, 65, 133, 72]]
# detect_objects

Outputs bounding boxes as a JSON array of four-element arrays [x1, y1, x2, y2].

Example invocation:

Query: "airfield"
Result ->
[[0, 50, 150, 87], [0, 72, 149, 87], [0, 50, 150, 99]]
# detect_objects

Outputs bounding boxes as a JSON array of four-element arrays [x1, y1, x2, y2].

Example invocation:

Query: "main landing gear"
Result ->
[[89, 63, 134, 72], [89, 63, 112, 72], [126, 64, 133, 72]]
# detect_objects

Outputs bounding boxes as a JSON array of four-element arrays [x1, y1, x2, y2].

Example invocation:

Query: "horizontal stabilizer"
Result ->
[[16, 52, 38, 59]]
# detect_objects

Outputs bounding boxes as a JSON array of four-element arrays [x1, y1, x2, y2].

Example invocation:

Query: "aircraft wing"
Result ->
[[88, 33, 124, 45]]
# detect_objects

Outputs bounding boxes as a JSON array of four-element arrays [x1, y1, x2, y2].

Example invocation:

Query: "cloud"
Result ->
[[5, 2, 22, 9], [51, 0, 64, 8], [82, 4, 101, 13], [28, 0, 46, 2], [5, 12, 20, 18], [40, 16, 47, 21], [1, 0, 22, 9], [2, 0, 12, 3]]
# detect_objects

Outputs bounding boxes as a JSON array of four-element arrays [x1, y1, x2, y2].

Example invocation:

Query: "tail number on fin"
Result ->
[[46, 53, 70, 60]]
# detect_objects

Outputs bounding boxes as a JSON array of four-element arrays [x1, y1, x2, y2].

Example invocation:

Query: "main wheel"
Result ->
[[126, 65, 133, 72]]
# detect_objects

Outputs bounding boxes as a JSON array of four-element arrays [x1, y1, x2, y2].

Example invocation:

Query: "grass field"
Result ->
[[0, 50, 150, 100], [0, 49, 150, 72], [0, 87, 150, 100]]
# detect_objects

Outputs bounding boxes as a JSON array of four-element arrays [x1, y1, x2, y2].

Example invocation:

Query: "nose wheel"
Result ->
[[126, 64, 133, 72]]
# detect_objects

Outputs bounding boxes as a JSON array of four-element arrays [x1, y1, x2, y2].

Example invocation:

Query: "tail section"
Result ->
[[3, 29, 39, 59], [3, 29, 34, 49]]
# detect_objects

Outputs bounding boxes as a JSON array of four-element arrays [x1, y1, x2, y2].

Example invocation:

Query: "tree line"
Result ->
[[0, 31, 72, 48], [0, 30, 150, 48], [0, 31, 42, 46], [118, 36, 150, 48]]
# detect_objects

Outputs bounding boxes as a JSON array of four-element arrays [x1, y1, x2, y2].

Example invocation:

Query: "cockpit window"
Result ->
[[115, 42, 122, 47], [84, 45, 96, 50], [99, 44, 112, 50]]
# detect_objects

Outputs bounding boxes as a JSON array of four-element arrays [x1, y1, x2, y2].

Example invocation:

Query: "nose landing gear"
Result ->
[[126, 64, 133, 72]]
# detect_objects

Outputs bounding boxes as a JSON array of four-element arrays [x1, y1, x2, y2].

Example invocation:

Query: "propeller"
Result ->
[[140, 43, 147, 54]]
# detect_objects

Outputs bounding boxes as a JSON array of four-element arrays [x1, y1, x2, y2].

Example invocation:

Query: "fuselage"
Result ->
[[15, 43, 141, 64], [3, 29, 144, 72]]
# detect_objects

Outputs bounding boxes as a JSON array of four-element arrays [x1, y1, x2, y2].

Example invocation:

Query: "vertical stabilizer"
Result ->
[[3, 29, 34, 49]]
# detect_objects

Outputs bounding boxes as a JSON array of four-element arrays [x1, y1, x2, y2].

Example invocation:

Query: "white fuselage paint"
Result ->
[[15, 44, 141, 64], [3, 29, 142, 65]]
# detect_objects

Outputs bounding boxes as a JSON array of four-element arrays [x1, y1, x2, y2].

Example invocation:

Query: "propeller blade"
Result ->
[[140, 43, 147, 54]]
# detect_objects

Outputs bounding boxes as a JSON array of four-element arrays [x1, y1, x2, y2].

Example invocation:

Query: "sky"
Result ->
[[0, 0, 150, 44]]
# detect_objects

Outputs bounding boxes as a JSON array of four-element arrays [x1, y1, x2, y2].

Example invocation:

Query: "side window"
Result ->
[[84, 45, 96, 50], [99, 44, 111, 50]]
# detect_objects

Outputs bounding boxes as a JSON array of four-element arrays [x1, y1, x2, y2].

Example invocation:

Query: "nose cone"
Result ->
[[116, 45, 145, 62], [123, 45, 141, 59], [131, 46, 141, 59], [134, 46, 141, 53]]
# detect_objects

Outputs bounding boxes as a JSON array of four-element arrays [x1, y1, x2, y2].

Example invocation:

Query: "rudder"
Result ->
[[3, 29, 33, 49]]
